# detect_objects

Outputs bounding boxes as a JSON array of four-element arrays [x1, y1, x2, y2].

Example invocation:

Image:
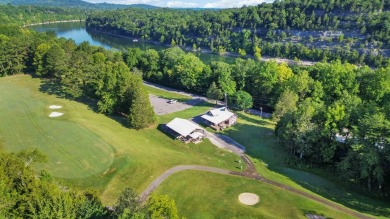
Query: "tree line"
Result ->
[[0, 25, 156, 129], [86, 0, 390, 67], [0, 149, 182, 218]]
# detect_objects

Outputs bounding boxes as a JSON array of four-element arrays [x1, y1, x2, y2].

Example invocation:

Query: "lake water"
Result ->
[[29, 21, 235, 64]]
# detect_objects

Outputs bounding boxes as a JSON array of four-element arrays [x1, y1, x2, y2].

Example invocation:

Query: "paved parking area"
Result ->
[[149, 94, 203, 115]]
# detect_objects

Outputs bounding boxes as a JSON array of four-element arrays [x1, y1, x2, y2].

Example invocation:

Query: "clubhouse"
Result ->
[[201, 107, 237, 130]]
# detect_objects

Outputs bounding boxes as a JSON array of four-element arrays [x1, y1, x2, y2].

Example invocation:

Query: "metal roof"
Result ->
[[201, 107, 234, 125], [166, 118, 204, 137]]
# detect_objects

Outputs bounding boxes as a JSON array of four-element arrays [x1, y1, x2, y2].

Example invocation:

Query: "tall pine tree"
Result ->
[[127, 76, 156, 129]]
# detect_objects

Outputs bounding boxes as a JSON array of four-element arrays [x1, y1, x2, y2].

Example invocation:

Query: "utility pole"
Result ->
[[260, 107, 263, 118], [224, 93, 228, 109]]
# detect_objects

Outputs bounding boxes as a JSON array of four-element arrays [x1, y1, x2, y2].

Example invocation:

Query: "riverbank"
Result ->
[[23, 20, 85, 27], [87, 27, 316, 66]]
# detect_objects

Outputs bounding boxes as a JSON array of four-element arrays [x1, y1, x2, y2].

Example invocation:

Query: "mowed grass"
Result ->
[[0, 75, 242, 204], [155, 171, 356, 219], [222, 112, 390, 218], [0, 76, 114, 178], [144, 85, 192, 102]]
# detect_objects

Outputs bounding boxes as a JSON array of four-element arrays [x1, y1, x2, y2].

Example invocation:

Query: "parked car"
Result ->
[[168, 99, 177, 104]]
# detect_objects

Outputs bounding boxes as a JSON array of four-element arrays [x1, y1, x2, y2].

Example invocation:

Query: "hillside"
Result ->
[[86, 0, 390, 67], [3, 0, 158, 9]]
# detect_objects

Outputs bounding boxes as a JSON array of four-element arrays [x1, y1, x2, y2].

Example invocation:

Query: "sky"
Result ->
[[84, 0, 274, 8]]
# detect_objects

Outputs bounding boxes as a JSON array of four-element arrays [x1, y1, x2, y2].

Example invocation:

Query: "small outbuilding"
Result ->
[[201, 107, 237, 130], [166, 118, 205, 143]]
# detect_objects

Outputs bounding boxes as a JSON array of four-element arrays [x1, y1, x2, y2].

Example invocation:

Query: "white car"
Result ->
[[168, 99, 177, 104]]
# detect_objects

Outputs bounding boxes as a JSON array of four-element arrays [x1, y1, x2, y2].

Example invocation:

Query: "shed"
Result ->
[[166, 118, 205, 143]]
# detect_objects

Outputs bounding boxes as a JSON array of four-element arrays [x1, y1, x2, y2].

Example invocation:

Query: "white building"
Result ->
[[166, 118, 205, 143], [201, 107, 237, 130]]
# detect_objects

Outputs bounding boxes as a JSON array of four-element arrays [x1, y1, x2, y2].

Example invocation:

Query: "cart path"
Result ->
[[139, 155, 372, 219]]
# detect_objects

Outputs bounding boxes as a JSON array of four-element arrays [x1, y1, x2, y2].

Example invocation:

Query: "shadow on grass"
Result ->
[[39, 78, 130, 128], [302, 210, 332, 219], [157, 124, 178, 140], [278, 167, 390, 218], [222, 115, 390, 218], [39, 79, 68, 98]]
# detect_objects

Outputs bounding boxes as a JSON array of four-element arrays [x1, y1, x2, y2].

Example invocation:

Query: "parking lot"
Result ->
[[149, 94, 200, 115]]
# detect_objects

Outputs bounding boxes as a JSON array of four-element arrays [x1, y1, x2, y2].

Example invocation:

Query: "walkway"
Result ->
[[139, 162, 372, 219], [205, 131, 246, 155]]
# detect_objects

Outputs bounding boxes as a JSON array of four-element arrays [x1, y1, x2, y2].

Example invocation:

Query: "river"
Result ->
[[29, 21, 236, 64]]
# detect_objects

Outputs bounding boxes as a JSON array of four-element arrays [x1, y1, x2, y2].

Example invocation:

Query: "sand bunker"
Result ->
[[49, 105, 62, 109], [238, 193, 260, 205], [49, 112, 64, 117]]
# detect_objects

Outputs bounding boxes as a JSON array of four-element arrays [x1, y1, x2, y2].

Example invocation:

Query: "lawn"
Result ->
[[155, 171, 356, 219], [221, 112, 390, 218], [0, 75, 242, 204], [144, 85, 192, 102], [0, 76, 114, 178]]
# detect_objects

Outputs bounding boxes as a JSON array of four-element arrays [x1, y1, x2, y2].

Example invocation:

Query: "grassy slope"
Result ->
[[221, 112, 390, 218], [155, 171, 356, 219], [144, 85, 192, 102], [0, 76, 114, 178], [0, 75, 242, 204]]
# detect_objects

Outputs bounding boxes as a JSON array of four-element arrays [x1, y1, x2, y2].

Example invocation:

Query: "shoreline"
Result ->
[[87, 27, 316, 66], [23, 20, 85, 28]]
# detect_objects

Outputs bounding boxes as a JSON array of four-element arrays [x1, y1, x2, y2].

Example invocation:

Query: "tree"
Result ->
[[211, 61, 236, 95], [206, 82, 223, 104], [115, 188, 140, 216], [238, 48, 246, 57], [33, 43, 50, 76], [253, 46, 262, 60], [128, 76, 156, 129], [273, 90, 299, 122], [233, 90, 253, 110], [124, 48, 142, 69], [17, 148, 47, 167], [146, 193, 179, 219], [45, 44, 67, 78]]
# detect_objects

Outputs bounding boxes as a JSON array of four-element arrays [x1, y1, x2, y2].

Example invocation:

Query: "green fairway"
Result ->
[[221, 112, 390, 218], [0, 75, 242, 204], [155, 171, 356, 219], [0, 76, 114, 178]]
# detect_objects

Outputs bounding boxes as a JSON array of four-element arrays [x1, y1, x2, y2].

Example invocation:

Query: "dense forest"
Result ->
[[87, 0, 390, 67], [0, 4, 87, 25]]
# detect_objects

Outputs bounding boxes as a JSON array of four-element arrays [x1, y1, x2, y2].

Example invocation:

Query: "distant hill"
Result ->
[[2, 0, 159, 9]]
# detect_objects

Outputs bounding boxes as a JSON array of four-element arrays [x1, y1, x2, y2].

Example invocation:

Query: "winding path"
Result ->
[[140, 155, 372, 219]]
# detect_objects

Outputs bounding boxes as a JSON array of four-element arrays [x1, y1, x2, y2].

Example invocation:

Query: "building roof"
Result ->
[[166, 118, 204, 137], [189, 132, 204, 139], [201, 107, 235, 125]]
